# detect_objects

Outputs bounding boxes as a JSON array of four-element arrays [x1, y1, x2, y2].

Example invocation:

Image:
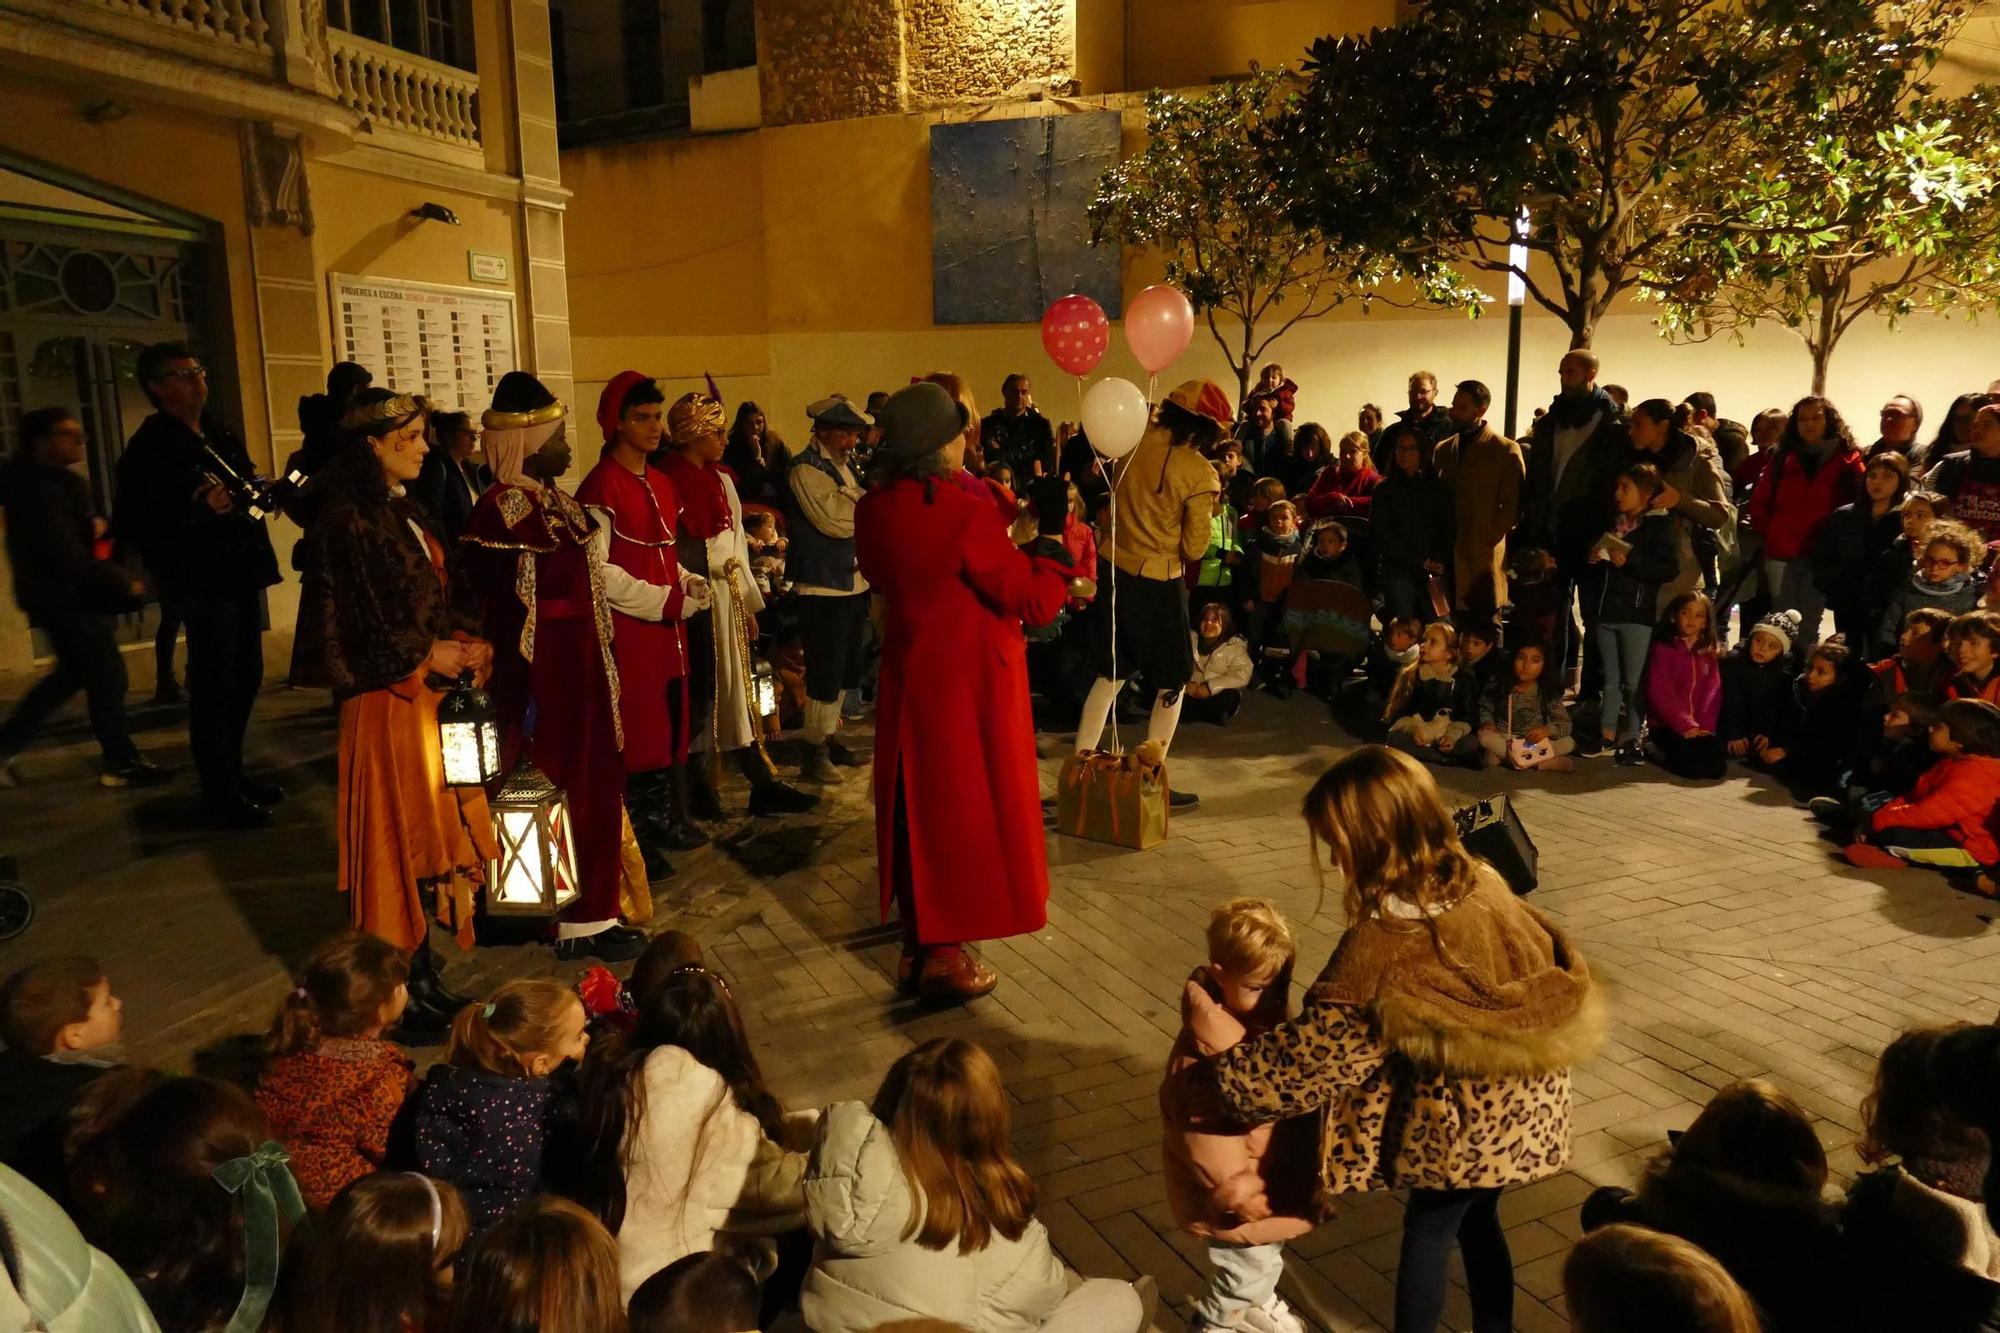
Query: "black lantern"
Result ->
[[485, 762, 580, 917], [438, 672, 502, 787], [751, 654, 779, 722]]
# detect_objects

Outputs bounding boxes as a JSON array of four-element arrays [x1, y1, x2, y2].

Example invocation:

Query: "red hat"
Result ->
[[596, 370, 655, 445], [1164, 378, 1233, 427]]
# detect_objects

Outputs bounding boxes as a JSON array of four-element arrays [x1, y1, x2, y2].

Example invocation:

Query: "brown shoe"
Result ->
[[918, 950, 998, 1004]]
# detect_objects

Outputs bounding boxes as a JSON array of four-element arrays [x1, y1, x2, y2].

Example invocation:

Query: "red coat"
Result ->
[[1301, 463, 1381, 518], [856, 478, 1071, 945], [576, 456, 690, 771], [1748, 446, 1863, 560], [1872, 752, 2000, 864]]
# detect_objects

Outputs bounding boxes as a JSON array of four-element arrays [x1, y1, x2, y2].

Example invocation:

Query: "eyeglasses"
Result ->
[[1921, 555, 1964, 569], [158, 365, 207, 383]]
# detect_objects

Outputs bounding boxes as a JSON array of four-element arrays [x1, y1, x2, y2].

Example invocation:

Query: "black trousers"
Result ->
[[1655, 729, 1728, 780], [796, 592, 868, 703], [180, 589, 265, 800], [1396, 1186, 1513, 1333], [0, 607, 136, 768]]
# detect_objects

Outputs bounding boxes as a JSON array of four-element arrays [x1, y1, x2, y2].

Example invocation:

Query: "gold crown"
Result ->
[[481, 399, 568, 431], [343, 392, 426, 430]]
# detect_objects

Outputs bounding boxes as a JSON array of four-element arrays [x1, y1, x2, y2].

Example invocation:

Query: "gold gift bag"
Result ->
[[1056, 740, 1170, 850]]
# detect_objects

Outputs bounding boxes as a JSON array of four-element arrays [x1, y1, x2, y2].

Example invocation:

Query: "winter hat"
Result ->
[[876, 382, 966, 459], [1163, 378, 1234, 428], [1751, 608, 1803, 655]]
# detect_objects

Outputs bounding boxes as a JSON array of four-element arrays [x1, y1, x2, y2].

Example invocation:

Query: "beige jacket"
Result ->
[[1103, 425, 1220, 580], [615, 1046, 810, 1300]]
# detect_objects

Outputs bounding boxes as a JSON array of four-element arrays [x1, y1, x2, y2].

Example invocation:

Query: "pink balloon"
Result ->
[[1040, 294, 1109, 378], [1125, 284, 1194, 374]]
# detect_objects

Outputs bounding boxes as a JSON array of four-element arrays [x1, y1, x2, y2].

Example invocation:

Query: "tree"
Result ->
[[1648, 4, 2000, 394], [1278, 0, 1931, 351], [1088, 68, 1480, 407]]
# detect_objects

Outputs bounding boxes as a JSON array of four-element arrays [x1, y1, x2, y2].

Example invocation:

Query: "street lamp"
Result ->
[[485, 761, 581, 917], [437, 673, 502, 787], [1504, 207, 1530, 440]]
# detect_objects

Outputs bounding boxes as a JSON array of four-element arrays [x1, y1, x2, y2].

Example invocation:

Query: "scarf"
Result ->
[[659, 449, 732, 539], [483, 418, 563, 491], [1547, 384, 1617, 431]]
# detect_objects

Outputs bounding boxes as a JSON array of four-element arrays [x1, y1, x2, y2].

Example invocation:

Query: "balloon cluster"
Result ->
[[1038, 284, 1195, 460]]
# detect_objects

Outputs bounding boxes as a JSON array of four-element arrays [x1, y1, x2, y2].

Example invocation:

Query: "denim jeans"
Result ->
[[1595, 620, 1652, 745], [1396, 1187, 1512, 1333], [1197, 1241, 1286, 1321]]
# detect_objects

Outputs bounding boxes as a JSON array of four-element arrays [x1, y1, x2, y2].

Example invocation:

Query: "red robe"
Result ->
[[855, 478, 1071, 944], [575, 456, 689, 771], [460, 483, 624, 925]]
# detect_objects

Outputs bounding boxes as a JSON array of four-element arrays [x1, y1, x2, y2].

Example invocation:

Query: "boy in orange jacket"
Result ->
[[1846, 698, 2000, 885], [1160, 899, 1317, 1333]]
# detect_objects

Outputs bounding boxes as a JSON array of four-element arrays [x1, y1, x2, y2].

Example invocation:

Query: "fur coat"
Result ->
[[1202, 870, 1600, 1205]]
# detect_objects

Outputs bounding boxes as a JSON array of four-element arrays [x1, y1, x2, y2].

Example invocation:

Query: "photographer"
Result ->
[[112, 342, 281, 827], [0, 408, 167, 788]]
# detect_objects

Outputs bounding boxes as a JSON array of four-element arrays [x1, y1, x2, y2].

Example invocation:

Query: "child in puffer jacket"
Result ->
[[1160, 901, 1316, 1333], [802, 1039, 1156, 1333], [1719, 610, 1802, 772], [1845, 699, 2000, 879]]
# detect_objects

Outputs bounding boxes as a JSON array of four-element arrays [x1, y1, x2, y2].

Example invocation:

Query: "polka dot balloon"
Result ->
[[1041, 294, 1110, 378]]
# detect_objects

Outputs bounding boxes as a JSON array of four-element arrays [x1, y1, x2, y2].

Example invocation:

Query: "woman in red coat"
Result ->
[[856, 381, 1076, 1003]]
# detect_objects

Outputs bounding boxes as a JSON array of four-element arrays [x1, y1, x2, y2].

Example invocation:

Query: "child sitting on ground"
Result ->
[[1878, 521, 1985, 653], [1161, 900, 1314, 1333], [1384, 621, 1480, 766], [1459, 619, 1503, 699], [1849, 608, 1953, 789], [448, 1196, 627, 1333], [1358, 614, 1423, 720], [1788, 640, 1868, 796], [1719, 610, 1802, 772], [744, 511, 787, 598], [1947, 610, 2000, 702], [276, 1170, 470, 1333], [0, 955, 124, 1204], [802, 1038, 1157, 1333], [630, 1251, 762, 1333], [1645, 593, 1726, 780], [1844, 698, 2000, 885], [255, 932, 415, 1210], [1590, 462, 1684, 763], [1564, 1225, 1762, 1333], [1186, 602, 1253, 726], [414, 977, 591, 1230], [1479, 640, 1576, 772], [1809, 692, 1943, 837]]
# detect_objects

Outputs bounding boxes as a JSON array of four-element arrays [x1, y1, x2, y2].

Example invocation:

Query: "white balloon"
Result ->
[[1081, 377, 1150, 461]]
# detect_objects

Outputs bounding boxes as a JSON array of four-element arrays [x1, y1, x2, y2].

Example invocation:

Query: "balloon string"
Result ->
[[1093, 449, 1121, 758]]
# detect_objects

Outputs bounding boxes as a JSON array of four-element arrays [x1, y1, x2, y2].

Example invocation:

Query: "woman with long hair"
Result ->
[[573, 963, 807, 1303], [722, 401, 789, 506], [1748, 395, 1864, 650], [292, 387, 496, 1033], [1196, 746, 1600, 1333]]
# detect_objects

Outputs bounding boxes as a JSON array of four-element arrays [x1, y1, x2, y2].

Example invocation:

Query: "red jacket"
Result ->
[[1748, 446, 1864, 560], [1872, 752, 2000, 864], [856, 478, 1071, 944], [1301, 463, 1381, 518]]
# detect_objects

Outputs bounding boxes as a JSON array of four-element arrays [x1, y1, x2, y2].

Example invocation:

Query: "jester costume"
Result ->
[[460, 373, 667, 956]]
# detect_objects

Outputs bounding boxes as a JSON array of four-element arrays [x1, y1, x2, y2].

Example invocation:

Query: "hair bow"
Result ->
[[212, 1140, 307, 1333]]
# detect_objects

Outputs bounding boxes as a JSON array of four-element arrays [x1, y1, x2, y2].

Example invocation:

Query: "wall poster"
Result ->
[[328, 272, 517, 414]]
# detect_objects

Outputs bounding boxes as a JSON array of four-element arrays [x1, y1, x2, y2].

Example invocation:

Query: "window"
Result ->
[[620, 0, 665, 108], [327, 0, 475, 71]]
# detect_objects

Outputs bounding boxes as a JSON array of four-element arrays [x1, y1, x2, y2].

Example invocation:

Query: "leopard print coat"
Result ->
[[1209, 872, 1600, 1207]]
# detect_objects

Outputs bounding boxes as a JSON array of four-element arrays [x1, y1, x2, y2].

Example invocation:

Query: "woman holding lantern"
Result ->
[[293, 387, 498, 1032], [855, 381, 1081, 1002]]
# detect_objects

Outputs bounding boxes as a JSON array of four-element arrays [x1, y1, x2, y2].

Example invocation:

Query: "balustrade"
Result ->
[[90, 0, 270, 49], [328, 31, 482, 149]]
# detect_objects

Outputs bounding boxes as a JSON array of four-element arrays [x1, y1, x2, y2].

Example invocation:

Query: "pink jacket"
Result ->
[[1646, 637, 1723, 736], [1158, 972, 1317, 1245]]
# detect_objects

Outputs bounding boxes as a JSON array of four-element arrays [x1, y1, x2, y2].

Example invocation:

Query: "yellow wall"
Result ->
[[1127, 0, 1392, 85], [566, 103, 2000, 451]]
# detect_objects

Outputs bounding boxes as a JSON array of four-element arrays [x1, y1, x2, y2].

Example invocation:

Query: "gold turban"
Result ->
[[668, 392, 725, 449]]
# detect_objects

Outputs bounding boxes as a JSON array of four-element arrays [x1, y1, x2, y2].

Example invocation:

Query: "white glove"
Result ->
[[680, 573, 713, 617]]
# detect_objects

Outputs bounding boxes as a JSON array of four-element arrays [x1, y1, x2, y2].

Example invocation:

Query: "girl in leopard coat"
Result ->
[[1189, 745, 1602, 1333]]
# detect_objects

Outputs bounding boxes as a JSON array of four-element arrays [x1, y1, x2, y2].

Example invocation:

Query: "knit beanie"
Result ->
[[1751, 608, 1802, 656]]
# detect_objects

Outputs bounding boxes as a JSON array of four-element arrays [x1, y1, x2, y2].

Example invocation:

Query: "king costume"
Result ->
[[459, 372, 669, 961]]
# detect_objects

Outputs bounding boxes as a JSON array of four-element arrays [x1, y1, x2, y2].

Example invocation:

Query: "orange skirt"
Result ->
[[336, 679, 497, 952]]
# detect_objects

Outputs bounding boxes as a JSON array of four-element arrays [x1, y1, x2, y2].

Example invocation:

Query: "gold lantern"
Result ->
[[485, 762, 580, 916], [437, 673, 502, 788]]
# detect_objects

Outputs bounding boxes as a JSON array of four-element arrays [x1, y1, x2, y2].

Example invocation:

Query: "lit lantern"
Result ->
[[437, 673, 502, 787], [751, 654, 779, 721], [485, 762, 580, 917]]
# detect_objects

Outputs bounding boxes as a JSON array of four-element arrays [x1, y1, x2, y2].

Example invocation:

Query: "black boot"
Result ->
[[402, 946, 472, 1031], [738, 747, 819, 816], [685, 758, 727, 821], [657, 764, 711, 850]]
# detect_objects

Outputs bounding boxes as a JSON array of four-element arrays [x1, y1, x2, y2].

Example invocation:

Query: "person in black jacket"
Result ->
[[1369, 425, 1453, 622], [1587, 463, 1680, 763], [410, 409, 490, 543], [0, 408, 166, 787], [1812, 452, 1910, 648], [1719, 610, 1804, 772], [111, 342, 281, 826]]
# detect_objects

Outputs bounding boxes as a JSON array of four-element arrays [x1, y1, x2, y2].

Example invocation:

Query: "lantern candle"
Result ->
[[438, 672, 502, 787], [485, 761, 581, 916]]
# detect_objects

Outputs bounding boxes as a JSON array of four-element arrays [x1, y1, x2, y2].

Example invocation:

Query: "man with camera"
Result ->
[[112, 342, 281, 827]]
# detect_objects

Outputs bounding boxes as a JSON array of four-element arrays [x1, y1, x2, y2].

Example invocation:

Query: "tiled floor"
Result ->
[[2, 680, 1996, 1330]]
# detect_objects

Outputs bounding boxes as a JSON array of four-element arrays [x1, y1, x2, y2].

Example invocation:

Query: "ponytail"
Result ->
[[269, 987, 324, 1060], [448, 979, 579, 1078]]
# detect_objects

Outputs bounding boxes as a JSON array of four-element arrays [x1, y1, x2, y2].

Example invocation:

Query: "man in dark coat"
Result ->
[[1519, 350, 1630, 698], [980, 374, 1056, 478], [113, 342, 282, 826], [0, 408, 166, 788], [1375, 370, 1459, 473]]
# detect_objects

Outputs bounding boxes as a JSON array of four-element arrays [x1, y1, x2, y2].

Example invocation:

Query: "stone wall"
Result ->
[[755, 0, 1074, 126]]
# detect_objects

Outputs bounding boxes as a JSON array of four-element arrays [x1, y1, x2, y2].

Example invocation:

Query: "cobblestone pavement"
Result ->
[[2, 681, 1998, 1331]]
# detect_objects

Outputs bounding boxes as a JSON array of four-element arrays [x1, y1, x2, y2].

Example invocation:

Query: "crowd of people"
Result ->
[[6, 343, 2000, 1330]]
